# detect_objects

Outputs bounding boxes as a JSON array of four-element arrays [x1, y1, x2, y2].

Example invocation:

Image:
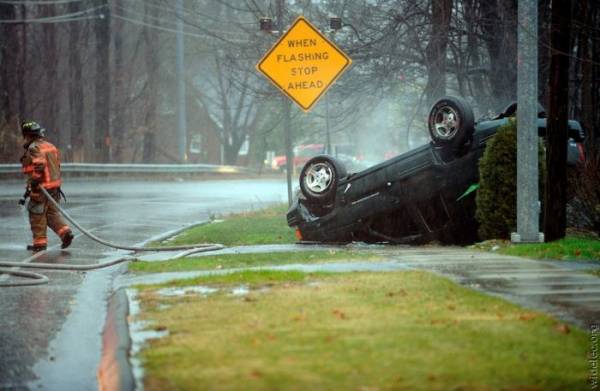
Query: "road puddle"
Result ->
[[231, 285, 250, 296], [126, 289, 169, 390], [154, 284, 265, 298], [157, 285, 218, 297]]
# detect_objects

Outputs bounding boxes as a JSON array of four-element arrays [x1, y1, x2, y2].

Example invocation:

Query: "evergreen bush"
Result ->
[[476, 120, 546, 239]]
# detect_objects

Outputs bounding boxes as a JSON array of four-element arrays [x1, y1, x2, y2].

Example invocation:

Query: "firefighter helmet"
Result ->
[[21, 121, 45, 137]]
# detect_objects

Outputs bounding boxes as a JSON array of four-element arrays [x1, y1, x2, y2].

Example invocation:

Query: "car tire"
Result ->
[[299, 155, 346, 203], [428, 96, 475, 151]]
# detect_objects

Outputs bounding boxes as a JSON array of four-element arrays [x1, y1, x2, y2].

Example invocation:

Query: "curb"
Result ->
[[97, 222, 212, 390], [139, 219, 211, 246], [97, 289, 135, 391]]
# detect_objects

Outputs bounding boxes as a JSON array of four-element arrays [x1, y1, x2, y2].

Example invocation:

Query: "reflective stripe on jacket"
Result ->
[[21, 139, 62, 189]]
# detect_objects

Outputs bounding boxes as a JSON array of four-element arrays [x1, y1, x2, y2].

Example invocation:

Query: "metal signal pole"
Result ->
[[513, 0, 543, 243], [277, 0, 294, 206]]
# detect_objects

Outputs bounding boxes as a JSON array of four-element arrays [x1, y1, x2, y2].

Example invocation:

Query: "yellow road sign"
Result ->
[[256, 16, 352, 112]]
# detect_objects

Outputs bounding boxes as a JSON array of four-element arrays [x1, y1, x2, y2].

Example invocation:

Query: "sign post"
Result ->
[[257, 16, 352, 206]]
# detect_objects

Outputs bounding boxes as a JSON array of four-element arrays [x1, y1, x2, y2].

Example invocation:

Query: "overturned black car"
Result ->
[[287, 96, 585, 245]]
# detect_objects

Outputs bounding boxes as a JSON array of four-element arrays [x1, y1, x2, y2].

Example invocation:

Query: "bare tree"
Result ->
[[425, 0, 452, 106], [94, 0, 110, 162], [68, 1, 85, 162], [41, 4, 59, 146], [141, 0, 160, 163], [544, 0, 572, 241], [2, 0, 597, 168], [0, 3, 21, 163], [112, 0, 123, 161], [577, 0, 596, 147], [192, 52, 262, 165], [479, 0, 517, 109]]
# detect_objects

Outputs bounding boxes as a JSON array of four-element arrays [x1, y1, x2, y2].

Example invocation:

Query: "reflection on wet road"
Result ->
[[0, 178, 287, 389]]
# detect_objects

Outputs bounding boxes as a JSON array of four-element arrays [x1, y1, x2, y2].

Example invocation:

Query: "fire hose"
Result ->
[[0, 187, 225, 287]]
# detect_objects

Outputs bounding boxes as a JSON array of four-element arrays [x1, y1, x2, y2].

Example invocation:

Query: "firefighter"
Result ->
[[20, 121, 74, 252]]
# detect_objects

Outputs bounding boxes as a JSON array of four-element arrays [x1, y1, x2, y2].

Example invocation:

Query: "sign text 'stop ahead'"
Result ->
[[256, 16, 352, 112]]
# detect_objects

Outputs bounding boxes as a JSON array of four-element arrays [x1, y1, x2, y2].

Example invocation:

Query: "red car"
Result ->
[[271, 144, 326, 171]]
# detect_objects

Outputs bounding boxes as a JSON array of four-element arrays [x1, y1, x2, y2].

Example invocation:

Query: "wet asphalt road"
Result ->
[[0, 178, 288, 390]]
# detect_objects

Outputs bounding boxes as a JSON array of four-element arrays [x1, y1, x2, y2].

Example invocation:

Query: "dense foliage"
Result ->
[[476, 120, 546, 239], [568, 148, 600, 234]]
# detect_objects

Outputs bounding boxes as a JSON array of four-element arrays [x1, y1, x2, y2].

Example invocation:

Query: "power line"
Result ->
[[0, 3, 106, 23], [111, 11, 252, 45], [112, 3, 255, 39], [112, 3, 182, 29], [0, 14, 101, 23], [0, 0, 86, 5], [111, 13, 206, 39], [133, 0, 256, 26]]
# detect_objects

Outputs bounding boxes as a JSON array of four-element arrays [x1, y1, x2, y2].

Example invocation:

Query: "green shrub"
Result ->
[[476, 120, 546, 239]]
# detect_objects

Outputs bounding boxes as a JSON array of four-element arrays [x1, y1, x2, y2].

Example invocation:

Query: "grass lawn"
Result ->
[[130, 205, 595, 389], [472, 233, 600, 262], [136, 270, 590, 391], [129, 250, 383, 273], [157, 204, 296, 247]]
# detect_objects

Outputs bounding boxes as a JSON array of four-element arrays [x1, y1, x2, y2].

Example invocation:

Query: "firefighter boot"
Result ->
[[61, 231, 74, 249], [26, 244, 47, 253]]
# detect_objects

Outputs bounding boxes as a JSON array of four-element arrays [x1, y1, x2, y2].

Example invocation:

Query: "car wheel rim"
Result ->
[[304, 163, 333, 194], [433, 105, 460, 140]]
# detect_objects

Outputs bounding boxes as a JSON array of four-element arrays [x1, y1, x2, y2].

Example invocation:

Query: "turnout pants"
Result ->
[[27, 189, 71, 247]]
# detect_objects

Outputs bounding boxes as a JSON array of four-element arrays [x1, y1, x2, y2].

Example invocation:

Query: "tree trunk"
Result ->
[[585, 1, 599, 146], [224, 135, 245, 165], [0, 4, 16, 125], [17, 4, 27, 117], [579, 0, 592, 140], [0, 3, 20, 163], [68, 1, 85, 162], [142, 0, 159, 163], [94, 0, 111, 162], [43, 4, 59, 146], [424, 0, 452, 106], [112, 0, 125, 162], [464, 0, 490, 113], [544, 0, 572, 241], [479, 0, 517, 109]]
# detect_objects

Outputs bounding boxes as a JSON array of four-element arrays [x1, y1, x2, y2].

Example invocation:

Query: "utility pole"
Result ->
[[277, 0, 293, 206], [512, 0, 543, 243], [175, 0, 188, 163]]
